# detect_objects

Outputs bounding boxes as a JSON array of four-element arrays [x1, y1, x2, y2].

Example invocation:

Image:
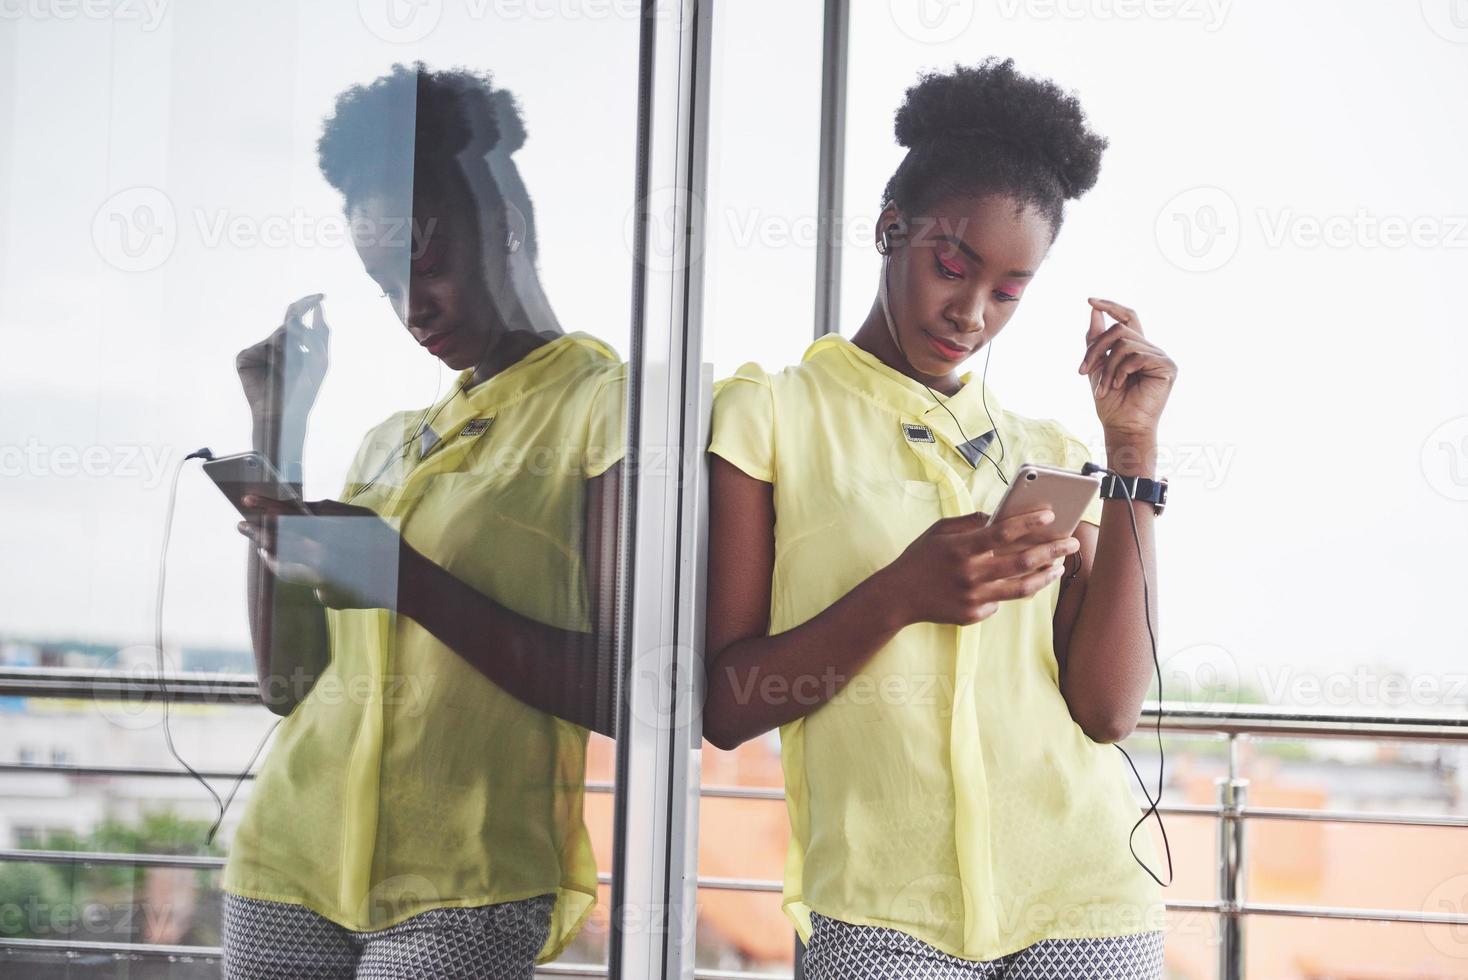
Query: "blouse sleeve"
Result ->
[[583, 362, 629, 480], [1049, 419, 1105, 528], [707, 361, 774, 484]]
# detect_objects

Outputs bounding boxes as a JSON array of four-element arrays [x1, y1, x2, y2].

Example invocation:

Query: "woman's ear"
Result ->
[[877, 206, 908, 254]]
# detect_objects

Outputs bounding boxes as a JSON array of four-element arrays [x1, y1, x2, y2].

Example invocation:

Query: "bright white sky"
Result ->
[[2, 1, 1466, 713]]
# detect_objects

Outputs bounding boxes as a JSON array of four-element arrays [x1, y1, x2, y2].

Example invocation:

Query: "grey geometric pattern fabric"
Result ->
[[804, 911, 1164, 980], [221, 890, 556, 979]]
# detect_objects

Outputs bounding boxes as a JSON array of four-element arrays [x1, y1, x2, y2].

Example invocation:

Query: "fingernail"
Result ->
[[242, 494, 257, 506]]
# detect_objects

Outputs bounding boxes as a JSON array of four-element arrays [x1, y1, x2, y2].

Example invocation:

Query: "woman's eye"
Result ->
[[935, 256, 963, 279], [996, 291, 1020, 303]]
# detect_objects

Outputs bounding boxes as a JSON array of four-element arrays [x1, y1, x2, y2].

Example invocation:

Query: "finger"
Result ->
[[306, 300, 329, 334], [988, 535, 1079, 578], [1103, 345, 1169, 392], [991, 524, 1074, 556], [1085, 304, 1106, 346], [282, 293, 326, 328], [307, 498, 358, 516], [967, 602, 1001, 624], [1105, 350, 1163, 392], [244, 521, 278, 555], [273, 559, 323, 587], [967, 507, 1055, 547], [304, 302, 331, 353], [934, 510, 992, 536], [256, 544, 283, 575], [978, 562, 1067, 603], [1086, 297, 1143, 334], [241, 494, 305, 517], [1079, 321, 1124, 375], [1096, 339, 1156, 391], [1078, 322, 1145, 375]]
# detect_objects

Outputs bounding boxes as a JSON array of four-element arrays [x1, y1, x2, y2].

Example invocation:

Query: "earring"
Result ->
[[506, 230, 521, 254]]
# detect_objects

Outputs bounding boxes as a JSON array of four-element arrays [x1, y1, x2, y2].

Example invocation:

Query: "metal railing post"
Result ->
[[1217, 734, 1249, 980]]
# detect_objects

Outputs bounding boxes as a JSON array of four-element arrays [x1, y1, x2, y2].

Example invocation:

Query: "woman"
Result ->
[[704, 58, 1178, 978], [220, 63, 625, 978]]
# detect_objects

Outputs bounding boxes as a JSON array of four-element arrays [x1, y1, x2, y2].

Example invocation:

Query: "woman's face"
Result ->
[[881, 193, 1053, 379], [349, 171, 505, 372]]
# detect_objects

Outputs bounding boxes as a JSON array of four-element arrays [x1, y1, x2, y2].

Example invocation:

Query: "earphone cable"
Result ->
[[880, 237, 1170, 885], [882, 253, 1008, 484], [1105, 470, 1175, 888], [345, 326, 496, 503], [158, 450, 283, 848]]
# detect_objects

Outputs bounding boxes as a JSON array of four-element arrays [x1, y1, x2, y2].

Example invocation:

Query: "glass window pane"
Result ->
[[2, 6, 644, 975]]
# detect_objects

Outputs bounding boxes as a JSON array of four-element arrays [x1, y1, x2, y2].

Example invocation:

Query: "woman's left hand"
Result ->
[[1078, 297, 1178, 438], [238, 495, 409, 610]]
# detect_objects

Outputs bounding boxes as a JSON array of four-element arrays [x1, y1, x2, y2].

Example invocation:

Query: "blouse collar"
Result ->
[[420, 330, 618, 449], [801, 331, 1004, 427], [452, 331, 618, 409]]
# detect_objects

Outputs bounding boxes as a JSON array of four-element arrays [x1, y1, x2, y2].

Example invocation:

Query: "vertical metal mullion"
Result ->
[[813, 0, 850, 340], [612, 1, 714, 978]]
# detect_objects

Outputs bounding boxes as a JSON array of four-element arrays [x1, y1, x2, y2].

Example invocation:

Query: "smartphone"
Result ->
[[983, 462, 1101, 538], [202, 452, 311, 518]]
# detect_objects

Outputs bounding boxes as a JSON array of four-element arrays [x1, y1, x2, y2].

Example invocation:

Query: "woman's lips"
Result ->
[[420, 330, 456, 356], [922, 329, 969, 361]]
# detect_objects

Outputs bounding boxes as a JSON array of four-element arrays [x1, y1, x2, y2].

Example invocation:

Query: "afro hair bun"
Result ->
[[317, 61, 525, 204], [892, 56, 1107, 201]]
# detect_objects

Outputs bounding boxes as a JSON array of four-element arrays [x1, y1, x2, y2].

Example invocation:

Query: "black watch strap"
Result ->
[[1096, 472, 1168, 514]]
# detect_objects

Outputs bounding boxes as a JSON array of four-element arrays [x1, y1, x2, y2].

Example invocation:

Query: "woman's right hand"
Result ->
[[877, 508, 1080, 628], [236, 293, 331, 424]]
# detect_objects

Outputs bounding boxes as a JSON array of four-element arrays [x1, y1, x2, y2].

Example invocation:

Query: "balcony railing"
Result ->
[[1, 666, 1465, 979]]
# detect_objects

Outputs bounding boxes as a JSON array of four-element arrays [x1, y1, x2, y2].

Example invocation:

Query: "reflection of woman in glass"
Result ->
[[705, 58, 1178, 977], [221, 63, 624, 978]]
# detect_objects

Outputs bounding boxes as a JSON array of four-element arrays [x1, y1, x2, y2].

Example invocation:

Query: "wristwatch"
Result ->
[[1083, 463, 1168, 515]]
